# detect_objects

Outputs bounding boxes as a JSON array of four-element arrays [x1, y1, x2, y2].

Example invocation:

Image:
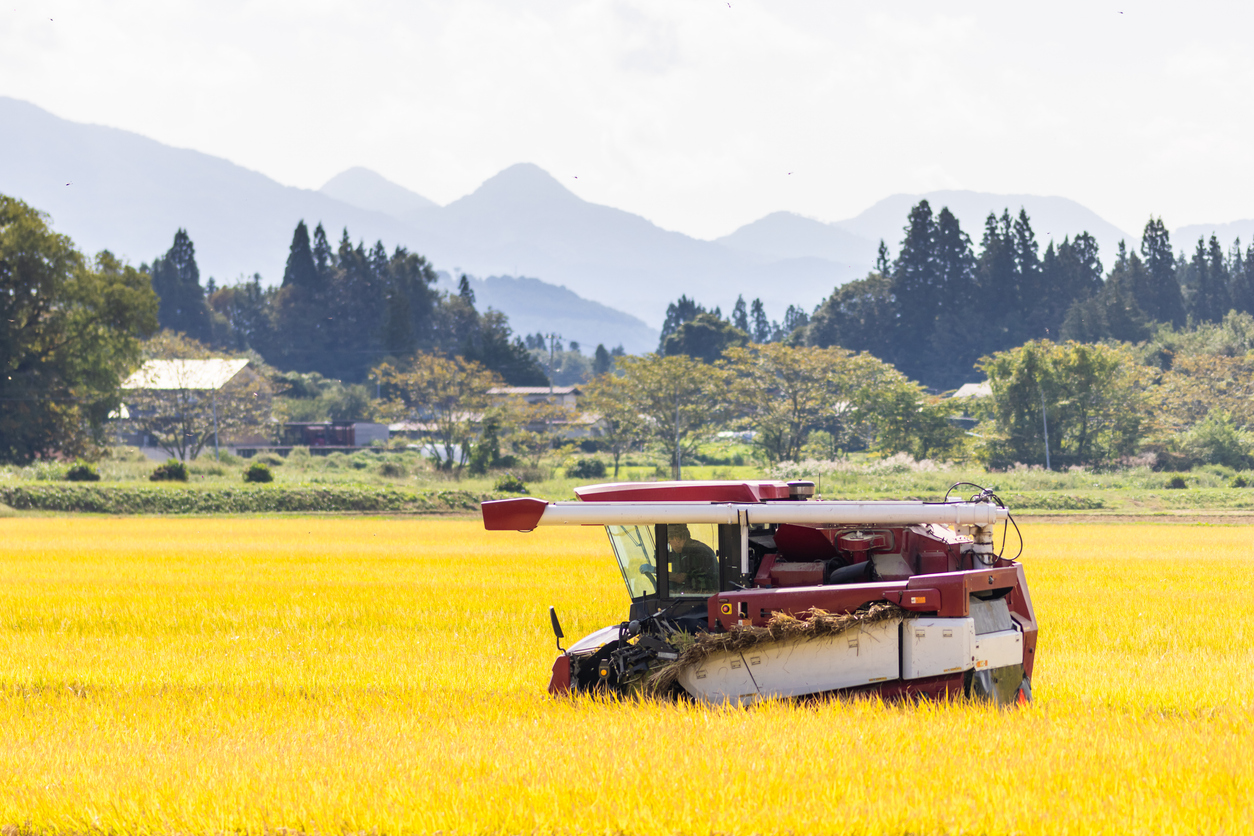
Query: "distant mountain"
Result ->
[[0, 96, 426, 282], [396, 163, 867, 322], [435, 273, 658, 355], [834, 191, 1134, 268], [715, 211, 877, 263], [1173, 220, 1254, 255], [319, 166, 439, 217]]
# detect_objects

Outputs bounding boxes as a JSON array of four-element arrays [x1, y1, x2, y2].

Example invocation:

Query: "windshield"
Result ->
[[606, 525, 658, 599]]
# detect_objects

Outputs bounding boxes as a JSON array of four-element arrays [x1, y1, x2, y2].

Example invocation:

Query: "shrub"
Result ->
[[254, 452, 285, 467], [1166, 475, 1187, 489], [567, 458, 607, 479], [494, 473, 528, 494], [150, 459, 189, 482], [379, 460, 407, 478], [1232, 475, 1249, 488], [244, 462, 274, 483], [65, 460, 100, 482]]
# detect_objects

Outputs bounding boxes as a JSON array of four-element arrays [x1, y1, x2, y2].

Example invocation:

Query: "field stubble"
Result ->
[[0, 519, 1251, 835]]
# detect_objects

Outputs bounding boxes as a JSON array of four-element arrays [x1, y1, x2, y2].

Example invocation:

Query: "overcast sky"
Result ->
[[3, 0, 1251, 240]]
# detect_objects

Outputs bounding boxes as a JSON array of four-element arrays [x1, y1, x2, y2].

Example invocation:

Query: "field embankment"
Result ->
[[0, 484, 496, 514], [0, 519, 1251, 834]]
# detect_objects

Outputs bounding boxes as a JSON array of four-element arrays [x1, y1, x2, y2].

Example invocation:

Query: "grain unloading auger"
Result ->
[[482, 480, 1036, 706]]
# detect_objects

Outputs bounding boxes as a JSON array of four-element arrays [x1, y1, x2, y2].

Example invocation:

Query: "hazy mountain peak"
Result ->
[[319, 166, 438, 216], [717, 211, 877, 263], [463, 162, 580, 206]]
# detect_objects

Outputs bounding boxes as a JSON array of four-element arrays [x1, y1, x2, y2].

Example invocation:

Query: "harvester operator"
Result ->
[[666, 524, 718, 594]]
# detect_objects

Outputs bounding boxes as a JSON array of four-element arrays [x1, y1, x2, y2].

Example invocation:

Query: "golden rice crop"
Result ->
[[0, 517, 1251, 835]]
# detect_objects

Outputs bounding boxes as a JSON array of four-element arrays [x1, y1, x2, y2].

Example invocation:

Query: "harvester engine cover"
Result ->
[[482, 480, 1035, 706]]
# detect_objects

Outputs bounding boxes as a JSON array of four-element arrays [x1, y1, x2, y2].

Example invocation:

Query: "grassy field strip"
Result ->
[[0, 519, 1251, 834]]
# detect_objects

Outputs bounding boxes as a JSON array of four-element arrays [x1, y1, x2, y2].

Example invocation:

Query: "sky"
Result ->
[[3, 0, 1252, 240]]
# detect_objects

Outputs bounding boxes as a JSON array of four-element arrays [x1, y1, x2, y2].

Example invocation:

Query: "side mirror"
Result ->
[[549, 606, 566, 653]]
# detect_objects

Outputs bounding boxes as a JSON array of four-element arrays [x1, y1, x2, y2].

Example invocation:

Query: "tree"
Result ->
[[0, 199, 159, 463], [150, 229, 211, 342], [282, 221, 320, 291], [660, 311, 748, 362], [592, 344, 613, 377], [721, 344, 894, 463], [731, 295, 749, 332], [1060, 242, 1152, 344], [750, 298, 772, 343], [374, 353, 502, 473], [978, 340, 1151, 469], [1188, 235, 1230, 323], [891, 200, 938, 364], [1138, 218, 1186, 326], [122, 332, 272, 461], [805, 272, 896, 363], [658, 295, 704, 350], [612, 354, 729, 478], [583, 371, 648, 478]]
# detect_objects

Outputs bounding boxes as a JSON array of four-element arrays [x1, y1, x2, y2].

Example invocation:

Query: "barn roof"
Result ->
[[121, 359, 250, 391]]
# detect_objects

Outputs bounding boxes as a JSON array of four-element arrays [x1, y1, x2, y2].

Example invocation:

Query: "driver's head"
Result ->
[[667, 524, 691, 551]]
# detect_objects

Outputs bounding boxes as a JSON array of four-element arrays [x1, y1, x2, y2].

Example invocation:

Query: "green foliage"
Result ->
[[979, 340, 1151, 469], [660, 312, 749, 363], [149, 228, 211, 342], [1231, 474, 1248, 488], [150, 459, 189, 482], [566, 458, 607, 479], [65, 460, 100, 482], [378, 460, 407, 478], [494, 473, 528, 494], [1167, 474, 1188, 489], [1178, 412, 1254, 470], [244, 462, 274, 483], [0, 197, 159, 463], [0, 484, 493, 514]]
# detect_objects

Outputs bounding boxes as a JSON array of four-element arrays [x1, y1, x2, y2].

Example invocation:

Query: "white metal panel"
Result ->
[[534, 501, 1007, 527], [973, 628, 1023, 670], [566, 625, 621, 656], [902, 618, 975, 679], [676, 619, 901, 705]]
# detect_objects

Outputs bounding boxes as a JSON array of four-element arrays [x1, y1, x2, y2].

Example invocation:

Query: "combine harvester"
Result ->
[[482, 480, 1035, 706]]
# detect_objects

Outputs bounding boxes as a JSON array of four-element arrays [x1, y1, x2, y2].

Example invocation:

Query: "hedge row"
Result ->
[[1001, 492, 1106, 511], [0, 484, 501, 515]]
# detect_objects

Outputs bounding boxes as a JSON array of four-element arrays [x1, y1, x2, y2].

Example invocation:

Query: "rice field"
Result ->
[[0, 517, 1251, 835]]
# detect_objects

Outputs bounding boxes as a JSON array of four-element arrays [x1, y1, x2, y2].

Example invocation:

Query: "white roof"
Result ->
[[951, 381, 992, 399], [122, 359, 250, 391], [488, 386, 580, 395]]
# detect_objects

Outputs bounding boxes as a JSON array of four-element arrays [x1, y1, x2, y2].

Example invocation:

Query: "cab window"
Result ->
[[664, 523, 719, 596], [606, 525, 658, 599]]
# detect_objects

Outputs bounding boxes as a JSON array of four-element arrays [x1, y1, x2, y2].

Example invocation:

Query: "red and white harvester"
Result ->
[[482, 480, 1035, 705]]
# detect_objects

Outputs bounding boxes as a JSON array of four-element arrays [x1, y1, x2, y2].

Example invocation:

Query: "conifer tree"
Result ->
[[1231, 239, 1254, 316], [150, 228, 211, 342], [732, 295, 749, 332], [874, 240, 891, 275], [1139, 218, 1185, 325], [750, 298, 772, 344], [592, 344, 613, 376], [281, 220, 319, 290], [311, 222, 332, 278]]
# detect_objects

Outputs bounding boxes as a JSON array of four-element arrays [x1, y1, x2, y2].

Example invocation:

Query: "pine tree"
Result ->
[[732, 295, 749, 332], [150, 228, 211, 342], [1012, 208, 1043, 326], [659, 295, 704, 351], [875, 240, 891, 275], [750, 298, 772, 344], [592, 344, 613, 376], [282, 221, 320, 290], [1231, 239, 1254, 315], [1188, 236, 1230, 323], [1138, 218, 1186, 325], [312, 223, 332, 278], [458, 274, 475, 305]]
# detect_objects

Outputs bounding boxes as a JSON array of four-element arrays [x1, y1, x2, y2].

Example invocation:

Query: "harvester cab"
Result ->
[[483, 479, 1035, 706]]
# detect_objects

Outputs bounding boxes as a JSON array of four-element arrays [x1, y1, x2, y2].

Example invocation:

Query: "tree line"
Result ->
[[150, 222, 551, 386], [660, 202, 1254, 391]]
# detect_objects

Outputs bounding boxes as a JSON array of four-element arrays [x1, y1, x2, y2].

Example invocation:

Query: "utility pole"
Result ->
[[675, 396, 681, 480], [546, 333, 561, 396], [212, 389, 220, 461]]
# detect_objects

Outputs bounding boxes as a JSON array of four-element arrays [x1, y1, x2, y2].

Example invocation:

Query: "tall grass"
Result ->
[[0, 519, 1251, 834]]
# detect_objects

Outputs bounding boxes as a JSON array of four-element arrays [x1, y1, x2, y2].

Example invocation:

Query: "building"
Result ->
[[234, 422, 390, 457]]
